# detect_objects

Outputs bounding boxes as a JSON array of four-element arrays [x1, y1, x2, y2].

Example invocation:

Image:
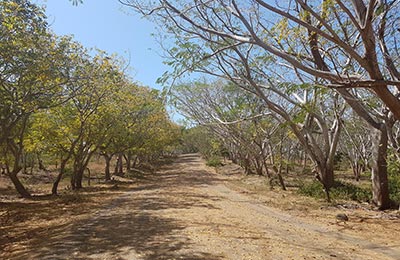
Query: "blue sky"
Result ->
[[37, 0, 169, 91]]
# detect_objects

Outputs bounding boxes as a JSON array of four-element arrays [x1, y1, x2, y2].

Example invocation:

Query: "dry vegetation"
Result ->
[[216, 161, 400, 244]]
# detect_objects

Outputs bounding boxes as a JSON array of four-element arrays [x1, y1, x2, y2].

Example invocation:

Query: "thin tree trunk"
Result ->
[[302, 152, 308, 172], [132, 155, 139, 168], [37, 153, 46, 171], [103, 154, 112, 181], [52, 158, 68, 195], [371, 124, 391, 209], [74, 168, 84, 189], [125, 152, 131, 172], [118, 153, 123, 175], [114, 153, 124, 176], [9, 169, 31, 198], [255, 159, 263, 176], [277, 163, 287, 191], [87, 167, 91, 186], [22, 153, 27, 174]]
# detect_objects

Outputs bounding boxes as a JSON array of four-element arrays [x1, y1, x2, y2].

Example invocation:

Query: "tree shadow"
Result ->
[[4, 154, 225, 259], [9, 194, 223, 260]]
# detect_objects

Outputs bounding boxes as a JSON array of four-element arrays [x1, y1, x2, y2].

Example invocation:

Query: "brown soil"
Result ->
[[1, 154, 399, 259]]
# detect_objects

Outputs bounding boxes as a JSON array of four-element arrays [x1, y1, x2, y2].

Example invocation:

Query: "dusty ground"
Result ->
[[1, 154, 400, 259]]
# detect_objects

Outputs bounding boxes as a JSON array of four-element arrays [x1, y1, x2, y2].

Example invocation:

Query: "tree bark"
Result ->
[[125, 152, 131, 172], [318, 163, 335, 190], [52, 158, 68, 195], [114, 153, 124, 176], [370, 124, 391, 209], [74, 168, 84, 189], [37, 153, 46, 171], [9, 169, 31, 198], [103, 154, 112, 181]]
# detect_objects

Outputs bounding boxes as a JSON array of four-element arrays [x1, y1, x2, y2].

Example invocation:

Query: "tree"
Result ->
[[0, 1, 77, 197], [123, 0, 398, 209]]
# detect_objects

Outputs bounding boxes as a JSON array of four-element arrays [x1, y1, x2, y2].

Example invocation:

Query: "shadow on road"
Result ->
[[10, 154, 224, 260]]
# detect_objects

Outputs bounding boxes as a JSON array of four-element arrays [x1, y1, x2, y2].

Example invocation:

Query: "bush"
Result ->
[[206, 156, 223, 167], [298, 180, 371, 202], [298, 181, 325, 199], [389, 174, 400, 203], [330, 181, 371, 202]]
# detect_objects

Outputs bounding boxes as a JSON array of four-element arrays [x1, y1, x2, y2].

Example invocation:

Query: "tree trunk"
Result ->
[[132, 155, 139, 168], [370, 124, 391, 210], [103, 154, 112, 181], [9, 170, 31, 198], [302, 152, 308, 172], [52, 159, 68, 195], [87, 167, 91, 186], [125, 153, 131, 172], [350, 162, 359, 181], [74, 168, 84, 189], [114, 153, 124, 176], [37, 153, 47, 171], [22, 152, 27, 174], [71, 172, 76, 190], [71, 160, 84, 190], [262, 160, 271, 178], [277, 164, 287, 191], [317, 162, 335, 190], [255, 159, 263, 176], [118, 153, 123, 175], [313, 162, 334, 202]]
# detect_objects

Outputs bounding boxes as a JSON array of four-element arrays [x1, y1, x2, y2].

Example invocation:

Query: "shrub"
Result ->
[[298, 181, 325, 199], [206, 156, 223, 167], [388, 174, 400, 204], [298, 180, 371, 202], [330, 181, 371, 202], [388, 155, 400, 204]]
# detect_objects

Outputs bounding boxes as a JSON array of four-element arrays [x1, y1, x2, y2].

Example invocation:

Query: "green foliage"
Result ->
[[331, 182, 372, 202], [298, 180, 371, 202], [0, 0, 182, 195], [389, 174, 400, 203], [206, 156, 223, 167], [298, 181, 325, 198], [388, 154, 400, 203], [179, 126, 222, 157]]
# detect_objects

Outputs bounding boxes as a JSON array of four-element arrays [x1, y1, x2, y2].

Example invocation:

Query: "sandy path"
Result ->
[[11, 154, 400, 259]]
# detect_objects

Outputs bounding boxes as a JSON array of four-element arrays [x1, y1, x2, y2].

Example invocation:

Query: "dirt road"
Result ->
[[8, 154, 400, 259]]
